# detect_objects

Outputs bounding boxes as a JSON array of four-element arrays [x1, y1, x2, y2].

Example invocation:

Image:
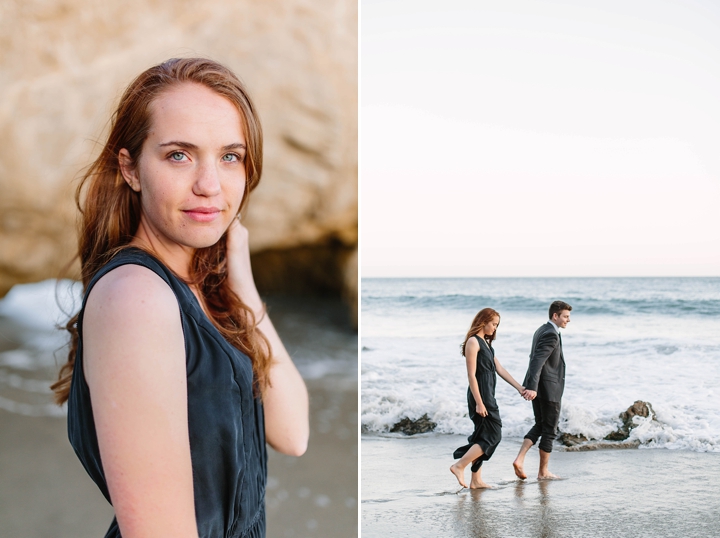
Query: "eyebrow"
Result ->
[[158, 141, 246, 151]]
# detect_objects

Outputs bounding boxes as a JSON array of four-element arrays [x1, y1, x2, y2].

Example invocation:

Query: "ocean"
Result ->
[[0, 279, 358, 418], [361, 277, 720, 452]]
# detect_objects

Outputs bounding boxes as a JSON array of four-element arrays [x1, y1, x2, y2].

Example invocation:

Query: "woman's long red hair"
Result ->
[[51, 58, 271, 404], [461, 308, 500, 355]]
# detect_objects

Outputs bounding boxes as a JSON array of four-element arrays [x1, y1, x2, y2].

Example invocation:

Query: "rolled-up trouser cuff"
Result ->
[[525, 398, 561, 453]]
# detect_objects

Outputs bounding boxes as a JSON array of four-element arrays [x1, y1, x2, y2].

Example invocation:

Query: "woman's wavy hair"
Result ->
[[461, 308, 500, 355], [51, 58, 271, 404]]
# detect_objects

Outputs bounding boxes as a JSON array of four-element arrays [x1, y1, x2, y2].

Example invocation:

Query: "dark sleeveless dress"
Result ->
[[453, 335, 502, 472], [67, 248, 267, 538]]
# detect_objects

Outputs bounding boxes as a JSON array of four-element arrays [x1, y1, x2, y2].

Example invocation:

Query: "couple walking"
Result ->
[[450, 301, 572, 489]]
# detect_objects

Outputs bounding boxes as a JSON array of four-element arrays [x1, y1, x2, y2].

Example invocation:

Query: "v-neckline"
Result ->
[[476, 335, 490, 349]]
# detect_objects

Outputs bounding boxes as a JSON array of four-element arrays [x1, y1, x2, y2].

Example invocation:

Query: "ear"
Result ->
[[118, 149, 141, 192]]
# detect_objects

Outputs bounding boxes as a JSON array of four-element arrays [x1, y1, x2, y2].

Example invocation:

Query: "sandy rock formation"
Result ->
[[0, 0, 357, 313], [603, 400, 655, 441], [390, 414, 437, 435], [558, 400, 656, 450]]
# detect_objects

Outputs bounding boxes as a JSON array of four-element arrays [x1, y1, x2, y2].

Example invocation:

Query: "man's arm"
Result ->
[[523, 330, 559, 393]]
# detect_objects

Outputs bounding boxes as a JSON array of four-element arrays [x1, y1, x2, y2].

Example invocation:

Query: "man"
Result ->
[[513, 300, 572, 480]]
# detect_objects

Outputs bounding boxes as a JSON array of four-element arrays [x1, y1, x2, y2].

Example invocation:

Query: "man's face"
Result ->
[[552, 310, 571, 328]]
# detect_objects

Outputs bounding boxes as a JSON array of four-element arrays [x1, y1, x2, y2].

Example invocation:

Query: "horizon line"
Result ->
[[361, 275, 720, 279]]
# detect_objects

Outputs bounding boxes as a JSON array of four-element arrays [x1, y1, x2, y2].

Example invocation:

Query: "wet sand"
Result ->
[[267, 378, 357, 537], [362, 434, 720, 538], [0, 409, 114, 537], [0, 294, 357, 537], [0, 382, 357, 538]]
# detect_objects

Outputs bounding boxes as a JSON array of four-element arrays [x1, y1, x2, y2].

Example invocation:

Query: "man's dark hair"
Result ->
[[549, 300, 572, 319]]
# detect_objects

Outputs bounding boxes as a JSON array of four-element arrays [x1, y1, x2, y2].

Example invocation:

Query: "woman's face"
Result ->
[[120, 82, 247, 253], [483, 316, 500, 336]]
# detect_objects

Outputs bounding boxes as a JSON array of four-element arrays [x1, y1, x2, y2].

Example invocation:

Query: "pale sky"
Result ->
[[361, 0, 720, 277]]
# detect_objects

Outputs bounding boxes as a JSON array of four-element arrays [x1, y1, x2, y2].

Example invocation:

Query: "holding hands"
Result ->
[[495, 359, 536, 402]]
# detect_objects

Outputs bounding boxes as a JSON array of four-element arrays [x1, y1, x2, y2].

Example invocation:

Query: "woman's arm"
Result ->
[[83, 265, 198, 538], [494, 357, 524, 394], [464, 338, 487, 417], [226, 221, 309, 456]]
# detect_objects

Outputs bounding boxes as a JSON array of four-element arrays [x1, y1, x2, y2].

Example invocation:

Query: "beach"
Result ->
[[362, 434, 720, 537], [0, 287, 357, 537], [361, 277, 720, 536]]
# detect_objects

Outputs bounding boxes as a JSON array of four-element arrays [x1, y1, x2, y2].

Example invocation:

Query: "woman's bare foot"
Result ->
[[450, 464, 467, 488], [470, 478, 491, 489], [512, 459, 527, 480]]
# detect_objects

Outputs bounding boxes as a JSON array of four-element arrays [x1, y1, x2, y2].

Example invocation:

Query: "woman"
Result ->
[[51, 58, 308, 538], [450, 308, 526, 489]]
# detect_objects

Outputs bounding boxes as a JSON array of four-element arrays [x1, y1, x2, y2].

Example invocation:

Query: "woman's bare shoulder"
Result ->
[[82, 263, 185, 391], [465, 335, 480, 352], [83, 264, 182, 359], [85, 264, 178, 320]]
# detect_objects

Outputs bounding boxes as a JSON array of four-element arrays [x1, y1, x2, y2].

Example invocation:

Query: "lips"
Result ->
[[183, 206, 222, 222]]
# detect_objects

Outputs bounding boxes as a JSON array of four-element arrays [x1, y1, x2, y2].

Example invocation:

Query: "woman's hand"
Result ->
[[225, 217, 309, 457], [476, 402, 488, 417], [225, 217, 262, 312]]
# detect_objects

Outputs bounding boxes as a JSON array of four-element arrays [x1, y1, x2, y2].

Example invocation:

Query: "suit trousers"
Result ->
[[524, 398, 561, 453]]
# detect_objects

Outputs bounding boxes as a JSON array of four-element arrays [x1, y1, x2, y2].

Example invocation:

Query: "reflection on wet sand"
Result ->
[[364, 435, 720, 538], [538, 480, 558, 538], [452, 479, 561, 538], [453, 487, 501, 538]]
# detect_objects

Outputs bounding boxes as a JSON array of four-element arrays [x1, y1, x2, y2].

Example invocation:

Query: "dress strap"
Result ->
[[474, 334, 489, 348], [76, 247, 182, 339]]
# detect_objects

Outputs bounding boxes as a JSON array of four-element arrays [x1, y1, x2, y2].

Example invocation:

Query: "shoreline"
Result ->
[[362, 433, 720, 538]]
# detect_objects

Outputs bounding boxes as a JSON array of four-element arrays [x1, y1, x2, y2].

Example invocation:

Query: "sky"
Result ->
[[361, 0, 720, 277]]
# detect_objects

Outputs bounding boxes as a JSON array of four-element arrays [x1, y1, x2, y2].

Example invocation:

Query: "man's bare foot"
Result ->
[[470, 478, 491, 489], [538, 471, 560, 480], [450, 464, 467, 488], [512, 460, 527, 480]]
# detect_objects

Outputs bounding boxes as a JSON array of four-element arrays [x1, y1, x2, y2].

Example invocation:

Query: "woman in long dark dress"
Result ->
[[51, 58, 309, 537], [450, 308, 526, 489]]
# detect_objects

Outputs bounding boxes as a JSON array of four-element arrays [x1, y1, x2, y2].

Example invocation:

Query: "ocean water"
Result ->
[[361, 277, 720, 452], [0, 279, 357, 417]]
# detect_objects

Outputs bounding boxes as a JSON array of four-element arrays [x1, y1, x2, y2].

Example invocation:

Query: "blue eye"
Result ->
[[170, 152, 186, 161], [222, 153, 238, 162]]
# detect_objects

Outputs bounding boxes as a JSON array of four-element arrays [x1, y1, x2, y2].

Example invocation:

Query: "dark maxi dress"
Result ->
[[67, 248, 267, 538], [453, 335, 502, 472]]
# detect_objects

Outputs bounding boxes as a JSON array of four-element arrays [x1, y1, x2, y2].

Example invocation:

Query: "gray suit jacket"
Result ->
[[522, 322, 565, 403]]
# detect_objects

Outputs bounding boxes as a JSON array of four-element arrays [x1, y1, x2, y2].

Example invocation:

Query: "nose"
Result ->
[[193, 160, 221, 197]]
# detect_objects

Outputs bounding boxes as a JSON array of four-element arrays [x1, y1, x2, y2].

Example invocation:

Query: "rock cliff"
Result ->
[[0, 0, 357, 315]]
